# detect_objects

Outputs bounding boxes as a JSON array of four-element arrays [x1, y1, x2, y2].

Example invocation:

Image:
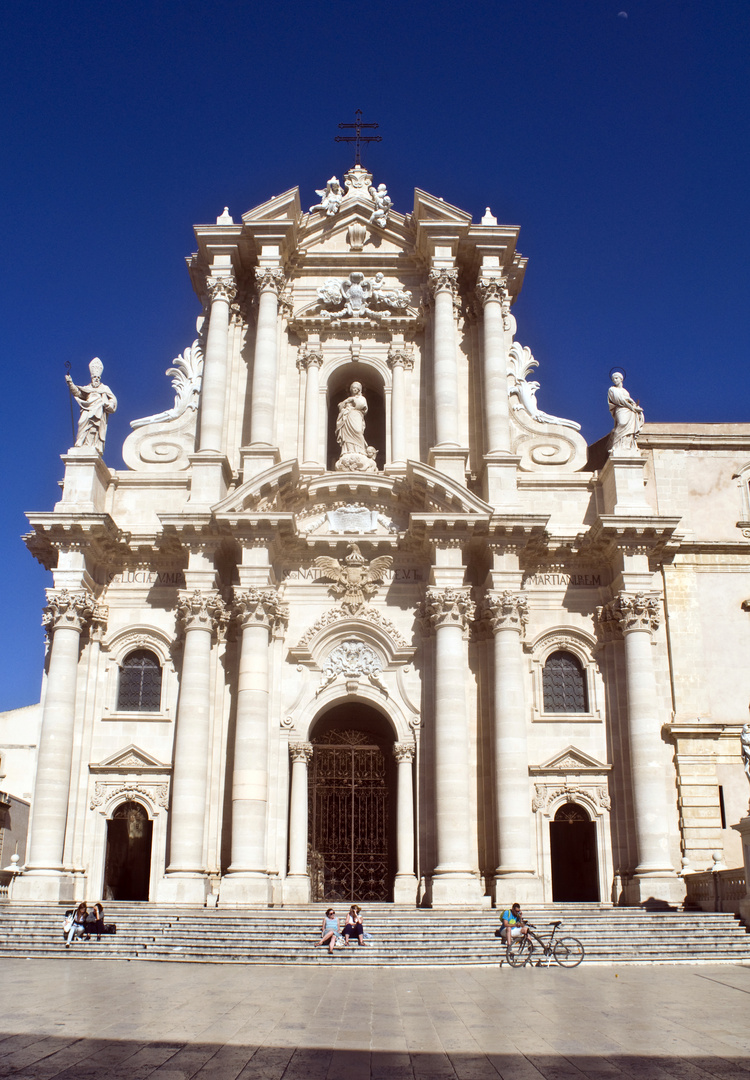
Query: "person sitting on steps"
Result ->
[[316, 908, 340, 955], [500, 902, 530, 959], [343, 904, 366, 946]]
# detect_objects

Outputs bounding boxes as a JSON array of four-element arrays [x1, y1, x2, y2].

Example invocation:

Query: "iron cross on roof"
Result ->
[[335, 109, 381, 166]]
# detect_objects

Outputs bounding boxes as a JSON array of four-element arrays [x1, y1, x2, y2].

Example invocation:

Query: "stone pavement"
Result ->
[[0, 959, 749, 1079]]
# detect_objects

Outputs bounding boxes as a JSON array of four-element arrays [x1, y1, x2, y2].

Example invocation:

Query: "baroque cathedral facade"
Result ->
[[13, 164, 750, 908]]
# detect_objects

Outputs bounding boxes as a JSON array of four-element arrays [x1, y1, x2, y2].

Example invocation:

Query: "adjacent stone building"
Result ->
[[12, 165, 749, 908]]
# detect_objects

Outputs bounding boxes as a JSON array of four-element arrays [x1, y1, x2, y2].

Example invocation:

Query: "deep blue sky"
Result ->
[[2, 0, 748, 709]]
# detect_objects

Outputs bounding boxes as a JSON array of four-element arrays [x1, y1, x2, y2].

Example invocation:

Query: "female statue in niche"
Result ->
[[334, 382, 378, 473]]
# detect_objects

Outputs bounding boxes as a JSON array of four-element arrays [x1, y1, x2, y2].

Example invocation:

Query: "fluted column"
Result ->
[[286, 742, 313, 903], [164, 590, 225, 899], [393, 742, 418, 902], [298, 347, 324, 465], [603, 592, 676, 885], [222, 589, 288, 904], [428, 269, 460, 447], [422, 587, 483, 905], [485, 592, 536, 891], [199, 275, 237, 453], [476, 276, 512, 455], [388, 347, 414, 464], [249, 267, 286, 446], [24, 591, 95, 879]]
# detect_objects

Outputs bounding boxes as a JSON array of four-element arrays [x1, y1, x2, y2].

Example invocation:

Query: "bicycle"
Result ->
[[501, 920, 584, 968]]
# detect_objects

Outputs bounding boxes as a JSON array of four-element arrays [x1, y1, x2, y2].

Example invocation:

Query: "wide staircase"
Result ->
[[0, 903, 748, 966]]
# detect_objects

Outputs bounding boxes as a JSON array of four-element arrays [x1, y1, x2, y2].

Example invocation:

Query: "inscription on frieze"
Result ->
[[524, 570, 604, 588], [283, 566, 422, 583], [95, 570, 186, 587]]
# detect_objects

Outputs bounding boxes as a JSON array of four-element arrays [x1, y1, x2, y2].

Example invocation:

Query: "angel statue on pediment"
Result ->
[[314, 543, 393, 614], [368, 183, 392, 228], [309, 177, 344, 217]]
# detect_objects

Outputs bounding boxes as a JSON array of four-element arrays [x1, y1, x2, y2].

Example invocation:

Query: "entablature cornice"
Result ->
[[24, 513, 129, 569], [407, 513, 491, 546], [575, 515, 683, 563]]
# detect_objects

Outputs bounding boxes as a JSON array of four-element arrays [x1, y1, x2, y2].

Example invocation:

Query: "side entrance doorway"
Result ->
[[103, 801, 153, 901], [549, 803, 599, 902], [308, 705, 395, 902]]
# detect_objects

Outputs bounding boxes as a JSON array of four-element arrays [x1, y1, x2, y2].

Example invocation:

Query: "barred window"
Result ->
[[542, 651, 587, 713], [117, 650, 162, 712]]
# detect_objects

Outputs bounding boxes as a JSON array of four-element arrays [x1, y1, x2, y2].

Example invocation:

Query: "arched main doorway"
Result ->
[[308, 703, 395, 902], [549, 803, 599, 902], [103, 801, 153, 901]]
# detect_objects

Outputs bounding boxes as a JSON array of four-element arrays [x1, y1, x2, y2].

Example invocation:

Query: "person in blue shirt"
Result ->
[[316, 908, 340, 955], [500, 902, 530, 956]]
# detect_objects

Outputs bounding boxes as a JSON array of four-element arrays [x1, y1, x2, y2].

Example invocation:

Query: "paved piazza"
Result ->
[[0, 960, 748, 1079]]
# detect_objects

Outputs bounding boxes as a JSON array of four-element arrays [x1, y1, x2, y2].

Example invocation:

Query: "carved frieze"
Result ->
[[90, 781, 169, 812], [296, 605, 408, 651]]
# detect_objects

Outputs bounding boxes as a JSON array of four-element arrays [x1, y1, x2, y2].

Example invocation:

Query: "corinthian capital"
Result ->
[[176, 590, 227, 636], [603, 592, 661, 635], [255, 267, 287, 295], [205, 275, 237, 304], [387, 345, 414, 371], [427, 267, 458, 300], [296, 346, 324, 372], [43, 590, 96, 635], [475, 275, 508, 306], [289, 741, 314, 765], [484, 591, 529, 635], [393, 742, 415, 764], [420, 587, 475, 632], [233, 588, 289, 633]]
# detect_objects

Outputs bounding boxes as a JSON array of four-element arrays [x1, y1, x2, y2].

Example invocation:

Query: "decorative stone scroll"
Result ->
[[506, 342, 588, 472], [122, 340, 204, 472], [318, 640, 388, 695], [43, 590, 96, 636], [420, 588, 475, 633], [483, 591, 529, 634]]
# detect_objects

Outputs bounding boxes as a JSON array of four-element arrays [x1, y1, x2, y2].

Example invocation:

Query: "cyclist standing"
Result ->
[[500, 902, 530, 959]]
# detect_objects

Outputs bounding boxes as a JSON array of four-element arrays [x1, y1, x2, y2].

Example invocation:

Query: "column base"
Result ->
[[393, 874, 419, 905], [492, 873, 543, 906], [630, 871, 685, 907], [219, 873, 272, 906], [11, 871, 76, 904], [283, 874, 311, 904], [430, 872, 485, 908], [156, 873, 211, 905]]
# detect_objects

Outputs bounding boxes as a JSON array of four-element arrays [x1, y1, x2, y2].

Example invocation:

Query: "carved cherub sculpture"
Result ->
[[310, 177, 344, 217], [368, 183, 392, 228], [314, 543, 393, 613]]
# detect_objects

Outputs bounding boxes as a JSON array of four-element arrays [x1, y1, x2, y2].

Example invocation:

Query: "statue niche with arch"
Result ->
[[327, 372, 385, 472]]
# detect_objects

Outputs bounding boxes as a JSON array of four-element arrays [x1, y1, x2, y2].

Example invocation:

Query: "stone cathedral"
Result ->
[[13, 162, 750, 910]]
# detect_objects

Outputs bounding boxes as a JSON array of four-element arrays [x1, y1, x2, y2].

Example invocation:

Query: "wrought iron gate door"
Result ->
[[309, 729, 390, 902]]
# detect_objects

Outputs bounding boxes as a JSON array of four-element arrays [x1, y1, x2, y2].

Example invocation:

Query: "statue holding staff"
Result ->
[[65, 357, 117, 454]]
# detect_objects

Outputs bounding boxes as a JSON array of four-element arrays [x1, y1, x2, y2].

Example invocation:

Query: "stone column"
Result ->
[[476, 276, 512, 455], [422, 588, 483, 905], [387, 347, 414, 465], [222, 589, 287, 905], [298, 347, 324, 466], [427, 269, 460, 447], [162, 589, 225, 904], [19, 591, 95, 899], [485, 592, 538, 900], [199, 275, 237, 454], [604, 591, 679, 900], [286, 742, 313, 903], [249, 267, 286, 447], [393, 742, 418, 902]]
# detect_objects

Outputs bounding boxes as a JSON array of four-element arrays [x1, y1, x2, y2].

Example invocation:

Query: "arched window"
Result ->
[[116, 650, 162, 712], [542, 651, 588, 713]]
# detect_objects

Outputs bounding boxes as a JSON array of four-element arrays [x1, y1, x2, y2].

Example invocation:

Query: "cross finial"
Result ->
[[335, 109, 381, 166]]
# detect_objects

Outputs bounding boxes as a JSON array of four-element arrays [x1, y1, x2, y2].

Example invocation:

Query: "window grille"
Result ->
[[542, 650, 587, 713], [117, 650, 162, 712]]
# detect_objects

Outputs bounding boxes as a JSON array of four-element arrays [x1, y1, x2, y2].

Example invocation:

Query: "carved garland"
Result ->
[[532, 783, 611, 816], [297, 605, 407, 650], [90, 781, 169, 812]]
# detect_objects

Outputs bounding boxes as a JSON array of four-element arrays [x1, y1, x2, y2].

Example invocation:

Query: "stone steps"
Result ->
[[0, 904, 747, 966]]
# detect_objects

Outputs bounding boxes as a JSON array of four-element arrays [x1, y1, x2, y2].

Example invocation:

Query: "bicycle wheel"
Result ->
[[553, 937, 584, 967], [506, 936, 532, 967]]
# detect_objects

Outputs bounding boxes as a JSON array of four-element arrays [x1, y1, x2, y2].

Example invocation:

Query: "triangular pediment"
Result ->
[[531, 746, 610, 774], [241, 187, 301, 224], [412, 188, 472, 225], [90, 744, 170, 773]]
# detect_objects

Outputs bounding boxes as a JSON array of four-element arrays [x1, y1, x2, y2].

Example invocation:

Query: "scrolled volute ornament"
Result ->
[[176, 590, 226, 636], [43, 590, 96, 635], [609, 591, 661, 634], [420, 587, 475, 632], [484, 591, 529, 634]]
